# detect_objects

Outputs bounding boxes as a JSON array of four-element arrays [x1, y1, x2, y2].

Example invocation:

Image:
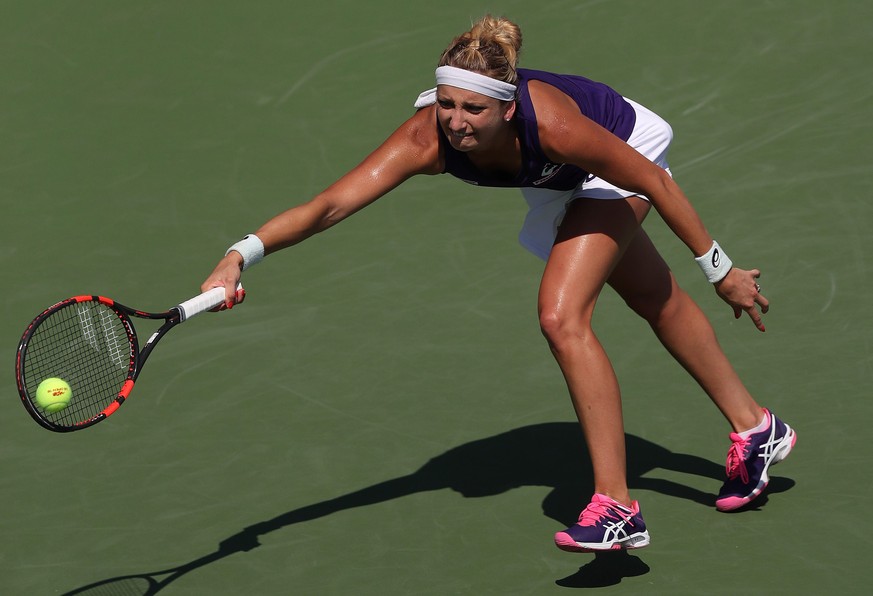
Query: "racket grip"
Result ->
[[176, 284, 243, 321]]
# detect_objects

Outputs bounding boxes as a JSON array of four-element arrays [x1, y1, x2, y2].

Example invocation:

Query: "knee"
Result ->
[[538, 307, 563, 344], [538, 303, 594, 352], [621, 281, 685, 328]]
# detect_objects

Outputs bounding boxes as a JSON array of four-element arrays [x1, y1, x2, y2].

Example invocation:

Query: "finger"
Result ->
[[205, 281, 237, 311], [224, 281, 248, 309], [208, 289, 230, 312], [746, 306, 766, 332], [756, 291, 769, 314], [209, 302, 228, 313], [751, 269, 769, 314]]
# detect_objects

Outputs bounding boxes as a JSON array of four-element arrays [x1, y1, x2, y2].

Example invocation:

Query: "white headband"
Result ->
[[413, 65, 517, 108]]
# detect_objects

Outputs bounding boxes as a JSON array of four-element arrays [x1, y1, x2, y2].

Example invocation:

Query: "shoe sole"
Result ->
[[554, 530, 651, 553], [716, 424, 797, 512]]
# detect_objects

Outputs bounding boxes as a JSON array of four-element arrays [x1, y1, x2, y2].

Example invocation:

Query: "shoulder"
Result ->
[[387, 106, 443, 175], [524, 79, 592, 159], [526, 79, 583, 126]]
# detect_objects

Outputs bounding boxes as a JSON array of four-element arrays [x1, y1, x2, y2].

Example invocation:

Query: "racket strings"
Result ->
[[23, 301, 134, 426]]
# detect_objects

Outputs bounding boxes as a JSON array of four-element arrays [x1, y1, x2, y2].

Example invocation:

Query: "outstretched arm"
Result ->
[[201, 107, 442, 306]]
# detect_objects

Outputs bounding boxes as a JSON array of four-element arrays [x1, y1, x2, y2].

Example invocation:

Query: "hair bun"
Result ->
[[438, 15, 523, 85]]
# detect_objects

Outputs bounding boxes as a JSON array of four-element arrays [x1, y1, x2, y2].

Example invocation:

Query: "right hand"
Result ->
[[201, 252, 246, 310]]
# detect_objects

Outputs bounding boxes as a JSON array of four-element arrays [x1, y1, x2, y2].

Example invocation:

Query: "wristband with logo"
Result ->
[[695, 240, 733, 283], [225, 234, 265, 271]]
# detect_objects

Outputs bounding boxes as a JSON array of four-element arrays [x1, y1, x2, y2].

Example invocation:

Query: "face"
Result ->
[[436, 85, 515, 153]]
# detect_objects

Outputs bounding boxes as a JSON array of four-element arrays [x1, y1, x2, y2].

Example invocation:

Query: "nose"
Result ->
[[447, 109, 467, 132]]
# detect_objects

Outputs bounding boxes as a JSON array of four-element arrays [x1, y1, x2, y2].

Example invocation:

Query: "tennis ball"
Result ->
[[35, 378, 72, 413]]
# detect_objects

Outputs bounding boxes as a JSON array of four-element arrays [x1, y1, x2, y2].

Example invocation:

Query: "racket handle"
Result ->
[[176, 284, 243, 321]]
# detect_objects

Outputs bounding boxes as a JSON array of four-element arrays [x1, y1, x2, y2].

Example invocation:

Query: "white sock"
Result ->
[[738, 410, 770, 439]]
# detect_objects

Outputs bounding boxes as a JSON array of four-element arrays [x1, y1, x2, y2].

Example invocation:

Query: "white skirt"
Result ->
[[518, 98, 674, 261]]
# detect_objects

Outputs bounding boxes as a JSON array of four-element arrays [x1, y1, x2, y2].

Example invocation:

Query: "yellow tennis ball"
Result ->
[[35, 378, 72, 413]]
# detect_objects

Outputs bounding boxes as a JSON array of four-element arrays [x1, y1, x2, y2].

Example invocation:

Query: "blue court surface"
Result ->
[[2, 1, 871, 593]]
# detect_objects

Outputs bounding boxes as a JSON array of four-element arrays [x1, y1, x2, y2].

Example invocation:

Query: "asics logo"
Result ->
[[533, 162, 564, 186], [711, 248, 721, 268], [541, 163, 560, 177], [602, 520, 633, 542], [758, 425, 783, 464]]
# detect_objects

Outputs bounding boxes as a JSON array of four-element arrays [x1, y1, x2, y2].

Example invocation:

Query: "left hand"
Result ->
[[714, 268, 769, 332]]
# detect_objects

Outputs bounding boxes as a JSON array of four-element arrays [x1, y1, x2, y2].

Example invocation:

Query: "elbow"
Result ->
[[310, 195, 346, 232], [645, 168, 680, 204], [658, 167, 677, 193]]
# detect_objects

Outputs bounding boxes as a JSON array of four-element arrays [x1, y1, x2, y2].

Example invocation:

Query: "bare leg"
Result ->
[[539, 196, 764, 508], [538, 197, 651, 507], [606, 228, 763, 432]]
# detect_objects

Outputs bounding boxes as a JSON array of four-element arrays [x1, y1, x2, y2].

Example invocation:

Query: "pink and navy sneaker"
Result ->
[[554, 493, 650, 552], [716, 408, 796, 512]]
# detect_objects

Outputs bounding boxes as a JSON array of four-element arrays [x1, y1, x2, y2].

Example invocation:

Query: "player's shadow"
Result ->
[[62, 422, 795, 594]]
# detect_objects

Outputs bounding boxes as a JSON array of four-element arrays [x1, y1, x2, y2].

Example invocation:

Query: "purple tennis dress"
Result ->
[[436, 68, 672, 260], [439, 68, 637, 190]]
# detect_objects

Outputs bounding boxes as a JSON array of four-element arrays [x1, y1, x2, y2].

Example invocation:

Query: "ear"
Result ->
[[502, 101, 516, 121]]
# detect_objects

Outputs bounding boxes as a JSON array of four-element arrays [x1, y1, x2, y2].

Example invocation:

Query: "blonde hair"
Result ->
[[438, 15, 523, 85]]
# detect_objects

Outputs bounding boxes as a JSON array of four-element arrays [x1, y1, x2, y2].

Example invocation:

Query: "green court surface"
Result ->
[[2, 1, 871, 593]]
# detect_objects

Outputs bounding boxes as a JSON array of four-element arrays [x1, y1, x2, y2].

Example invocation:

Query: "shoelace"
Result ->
[[725, 435, 751, 483], [578, 499, 635, 528]]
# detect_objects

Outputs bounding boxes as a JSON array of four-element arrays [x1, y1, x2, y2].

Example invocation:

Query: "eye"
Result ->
[[437, 99, 454, 109]]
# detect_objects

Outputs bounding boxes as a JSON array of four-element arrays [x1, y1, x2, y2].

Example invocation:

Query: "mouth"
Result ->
[[442, 125, 476, 150]]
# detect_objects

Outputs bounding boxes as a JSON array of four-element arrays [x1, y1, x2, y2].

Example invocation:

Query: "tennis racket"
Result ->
[[15, 285, 242, 432]]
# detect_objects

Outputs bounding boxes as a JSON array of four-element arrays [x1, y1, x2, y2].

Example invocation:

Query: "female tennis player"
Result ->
[[201, 15, 795, 552]]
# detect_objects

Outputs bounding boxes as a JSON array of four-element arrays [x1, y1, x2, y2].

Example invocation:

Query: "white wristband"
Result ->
[[225, 234, 265, 271], [695, 240, 733, 283]]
